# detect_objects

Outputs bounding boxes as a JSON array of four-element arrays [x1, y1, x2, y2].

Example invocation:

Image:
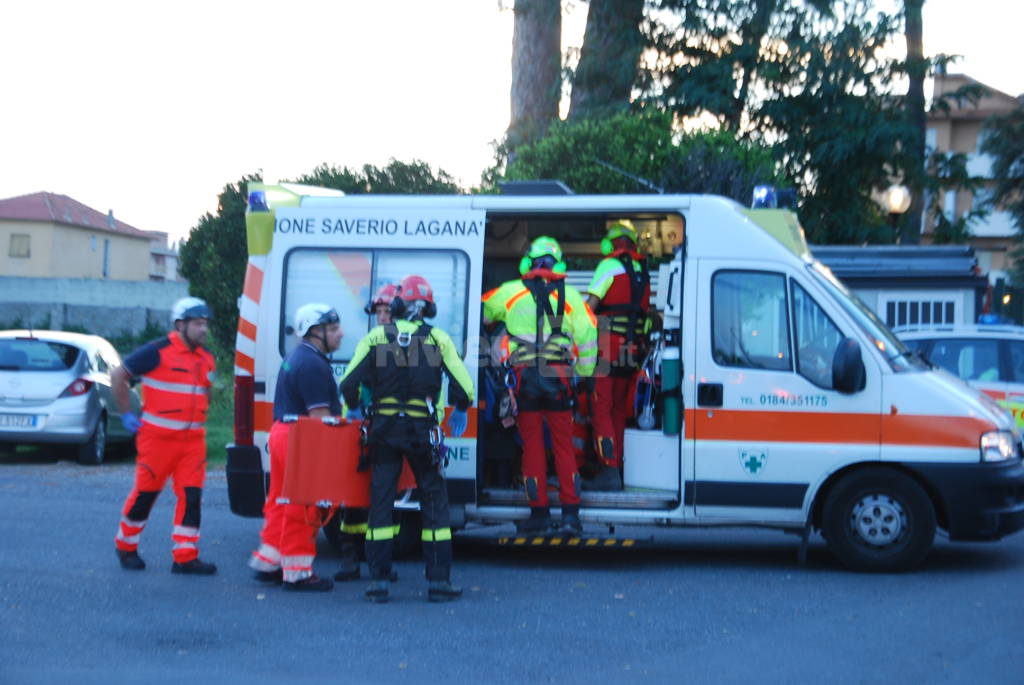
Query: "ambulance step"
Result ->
[[481, 487, 679, 509], [496, 534, 646, 548]]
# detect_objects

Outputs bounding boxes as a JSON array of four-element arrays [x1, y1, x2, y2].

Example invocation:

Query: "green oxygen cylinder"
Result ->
[[660, 345, 681, 436]]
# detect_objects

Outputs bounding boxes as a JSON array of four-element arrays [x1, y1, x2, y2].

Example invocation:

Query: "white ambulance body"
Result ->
[[226, 183, 1024, 571]]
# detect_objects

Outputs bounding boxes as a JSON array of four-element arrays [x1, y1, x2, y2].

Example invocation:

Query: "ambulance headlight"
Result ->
[[980, 431, 1018, 462]]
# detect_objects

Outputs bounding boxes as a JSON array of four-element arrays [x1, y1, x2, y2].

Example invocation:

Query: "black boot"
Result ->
[[582, 465, 622, 492], [560, 505, 582, 537], [253, 569, 283, 584], [171, 558, 217, 575], [116, 549, 146, 571], [516, 506, 553, 534], [428, 580, 463, 603], [334, 538, 361, 581], [283, 574, 333, 592], [366, 579, 390, 603]]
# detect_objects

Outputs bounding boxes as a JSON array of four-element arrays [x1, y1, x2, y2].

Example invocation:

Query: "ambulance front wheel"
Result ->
[[822, 468, 936, 572]]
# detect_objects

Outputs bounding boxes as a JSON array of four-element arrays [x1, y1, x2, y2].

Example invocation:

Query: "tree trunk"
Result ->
[[904, 0, 927, 244], [508, 0, 562, 151], [568, 0, 645, 121]]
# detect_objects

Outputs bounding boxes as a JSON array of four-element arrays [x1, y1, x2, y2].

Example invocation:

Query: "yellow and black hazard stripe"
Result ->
[[497, 536, 638, 548]]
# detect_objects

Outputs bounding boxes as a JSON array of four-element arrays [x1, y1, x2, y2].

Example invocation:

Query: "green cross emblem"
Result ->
[[740, 450, 767, 474]]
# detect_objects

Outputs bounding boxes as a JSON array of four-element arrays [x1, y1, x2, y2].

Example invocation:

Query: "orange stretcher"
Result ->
[[281, 416, 416, 508]]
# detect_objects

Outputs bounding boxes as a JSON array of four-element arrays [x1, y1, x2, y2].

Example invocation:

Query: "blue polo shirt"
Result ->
[[272, 342, 341, 421]]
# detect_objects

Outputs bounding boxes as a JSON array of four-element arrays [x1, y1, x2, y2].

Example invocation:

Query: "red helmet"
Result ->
[[364, 283, 399, 314], [398, 274, 434, 303]]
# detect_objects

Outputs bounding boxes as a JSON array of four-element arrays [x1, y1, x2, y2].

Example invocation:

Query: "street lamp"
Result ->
[[884, 184, 912, 243]]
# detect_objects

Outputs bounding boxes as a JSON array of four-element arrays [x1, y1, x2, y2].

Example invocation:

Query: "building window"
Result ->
[[8, 234, 30, 258], [103, 239, 110, 278], [885, 299, 955, 328]]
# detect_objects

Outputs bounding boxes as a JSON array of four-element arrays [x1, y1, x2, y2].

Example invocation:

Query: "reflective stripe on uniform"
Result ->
[[281, 555, 314, 582], [173, 541, 197, 550], [115, 531, 141, 545], [366, 525, 400, 541], [249, 544, 280, 572], [141, 412, 205, 431], [341, 522, 368, 535], [172, 525, 199, 539], [141, 377, 210, 395], [421, 527, 452, 542]]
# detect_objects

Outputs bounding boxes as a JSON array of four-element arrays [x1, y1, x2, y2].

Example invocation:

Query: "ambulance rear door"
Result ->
[[269, 199, 486, 505], [690, 259, 883, 525]]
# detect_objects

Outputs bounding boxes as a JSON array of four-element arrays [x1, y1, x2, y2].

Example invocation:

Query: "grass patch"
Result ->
[[205, 378, 234, 469]]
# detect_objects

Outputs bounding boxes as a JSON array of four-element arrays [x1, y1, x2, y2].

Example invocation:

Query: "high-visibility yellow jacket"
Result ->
[[482, 270, 598, 377]]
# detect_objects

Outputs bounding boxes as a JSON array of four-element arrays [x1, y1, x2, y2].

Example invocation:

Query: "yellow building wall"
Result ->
[[0, 220, 54, 277], [0, 219, 151, 280], [51, 224, 150, 280]]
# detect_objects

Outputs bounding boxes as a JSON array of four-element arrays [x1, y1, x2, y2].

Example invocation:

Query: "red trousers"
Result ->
[[518, 410, 580, 507], [249, 421, 334, 582], [115, 425, 206, 563], [591, 374, 635, 467]]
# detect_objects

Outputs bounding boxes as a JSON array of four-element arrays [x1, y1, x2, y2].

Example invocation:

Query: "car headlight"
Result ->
[[980, 430, 1019, 463]]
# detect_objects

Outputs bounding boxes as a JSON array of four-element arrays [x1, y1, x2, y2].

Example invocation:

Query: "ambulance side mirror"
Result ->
[[832, 337, 866, 394]]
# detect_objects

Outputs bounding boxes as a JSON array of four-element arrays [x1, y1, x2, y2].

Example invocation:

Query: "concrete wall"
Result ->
[[0, 276, 188, 338]]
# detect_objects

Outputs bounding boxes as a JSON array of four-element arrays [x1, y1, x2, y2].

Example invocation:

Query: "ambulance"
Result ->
[[225, 182, 1024, 572]]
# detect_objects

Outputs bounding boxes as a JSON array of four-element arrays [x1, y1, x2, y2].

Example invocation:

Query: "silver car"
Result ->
[[0, 330, 141, 465]]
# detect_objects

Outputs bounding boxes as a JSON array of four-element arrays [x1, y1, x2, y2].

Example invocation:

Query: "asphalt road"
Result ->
[[2, 453, 1023, 685]]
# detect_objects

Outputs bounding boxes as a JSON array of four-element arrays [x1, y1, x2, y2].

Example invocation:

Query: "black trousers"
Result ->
[[366, 416, 452, 582]]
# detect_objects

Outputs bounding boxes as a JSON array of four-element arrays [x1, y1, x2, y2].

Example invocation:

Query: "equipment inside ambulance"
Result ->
[[226, 182, 1024, 572]]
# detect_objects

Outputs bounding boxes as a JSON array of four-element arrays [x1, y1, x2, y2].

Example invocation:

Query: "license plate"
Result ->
[[0, 414, 36, 428]]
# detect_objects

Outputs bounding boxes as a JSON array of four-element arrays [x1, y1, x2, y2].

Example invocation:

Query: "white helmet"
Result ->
[[294, 303, 340, 337], [170, 297, 211, 325]]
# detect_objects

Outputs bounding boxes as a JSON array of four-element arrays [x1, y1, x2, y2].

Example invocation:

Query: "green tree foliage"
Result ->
[[641, 0, 907, 243], [504, 109, 783, 202], [925, 150, 989, 245], [178, 174, 256, 360], [981, 105, 1024, 279], [294, 159, 461, 195]]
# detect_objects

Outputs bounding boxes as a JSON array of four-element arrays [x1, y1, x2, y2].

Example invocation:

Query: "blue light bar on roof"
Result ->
[[248, 190, 269, 212], [752, 185, 776, 209]]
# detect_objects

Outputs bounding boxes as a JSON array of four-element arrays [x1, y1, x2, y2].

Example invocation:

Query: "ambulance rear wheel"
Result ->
[[322, 511, 343, 554], [822, 468, 936, 572], [394, 510, 422, 559]]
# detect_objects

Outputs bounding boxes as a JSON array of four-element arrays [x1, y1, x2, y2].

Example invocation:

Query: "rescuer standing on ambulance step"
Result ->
[[585, 220, 653, 491], [248, 303, 343, 592], [340, 274, 474, 603], [482, 237, 598, 536], [112, 297, 218, 575]]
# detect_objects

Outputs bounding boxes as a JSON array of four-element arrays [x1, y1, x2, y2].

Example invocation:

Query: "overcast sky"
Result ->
[[1, 0, 1020, 243]]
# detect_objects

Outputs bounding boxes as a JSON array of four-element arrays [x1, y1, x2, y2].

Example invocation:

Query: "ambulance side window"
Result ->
[[791, 281, 842, 389], [281, 248, 470, 362], [712, 270, 791, 371]]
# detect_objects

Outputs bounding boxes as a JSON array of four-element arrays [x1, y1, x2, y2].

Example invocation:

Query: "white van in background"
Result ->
[[225, 183, 1024, 572]]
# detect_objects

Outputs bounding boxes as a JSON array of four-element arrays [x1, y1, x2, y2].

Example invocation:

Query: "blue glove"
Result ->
[[346, 408, 363, 421], [447, 409, 467, 438], [121, 412, 141, 434]]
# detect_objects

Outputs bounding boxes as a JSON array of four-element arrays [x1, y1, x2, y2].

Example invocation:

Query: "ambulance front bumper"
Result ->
[[906, 459, 1024, 541]]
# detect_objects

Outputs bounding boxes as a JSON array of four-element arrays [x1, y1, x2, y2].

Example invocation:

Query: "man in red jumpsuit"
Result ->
[[112, 297, 218, 574], [585, 221, 652, 491], [248, 303, 344, 591]]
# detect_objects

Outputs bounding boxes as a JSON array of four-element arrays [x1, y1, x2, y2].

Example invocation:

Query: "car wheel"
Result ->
[[822, 468, 936, 572], [77, 415, 107, 466]]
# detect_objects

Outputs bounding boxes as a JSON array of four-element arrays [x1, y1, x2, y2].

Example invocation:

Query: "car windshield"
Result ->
[[0, 339, 80, 371], [806, 261, 923, 372]]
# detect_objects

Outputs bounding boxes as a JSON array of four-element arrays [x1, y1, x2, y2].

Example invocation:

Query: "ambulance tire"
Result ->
[[394, 510, 422, 560], [822, 468, 936, 572], [321, 511, 344, 554]]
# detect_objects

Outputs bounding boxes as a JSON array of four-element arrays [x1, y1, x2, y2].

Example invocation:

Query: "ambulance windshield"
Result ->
[[807, 261, 921, 371]]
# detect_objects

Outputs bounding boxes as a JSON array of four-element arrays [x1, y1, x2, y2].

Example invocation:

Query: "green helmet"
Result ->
[[601, 220, 639, 255], [519, 236, 566, 275]]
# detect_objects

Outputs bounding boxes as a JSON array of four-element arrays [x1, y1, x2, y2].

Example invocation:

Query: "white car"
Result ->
[[0, 330, 142, 464], [897, 324, 1024, 427]]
